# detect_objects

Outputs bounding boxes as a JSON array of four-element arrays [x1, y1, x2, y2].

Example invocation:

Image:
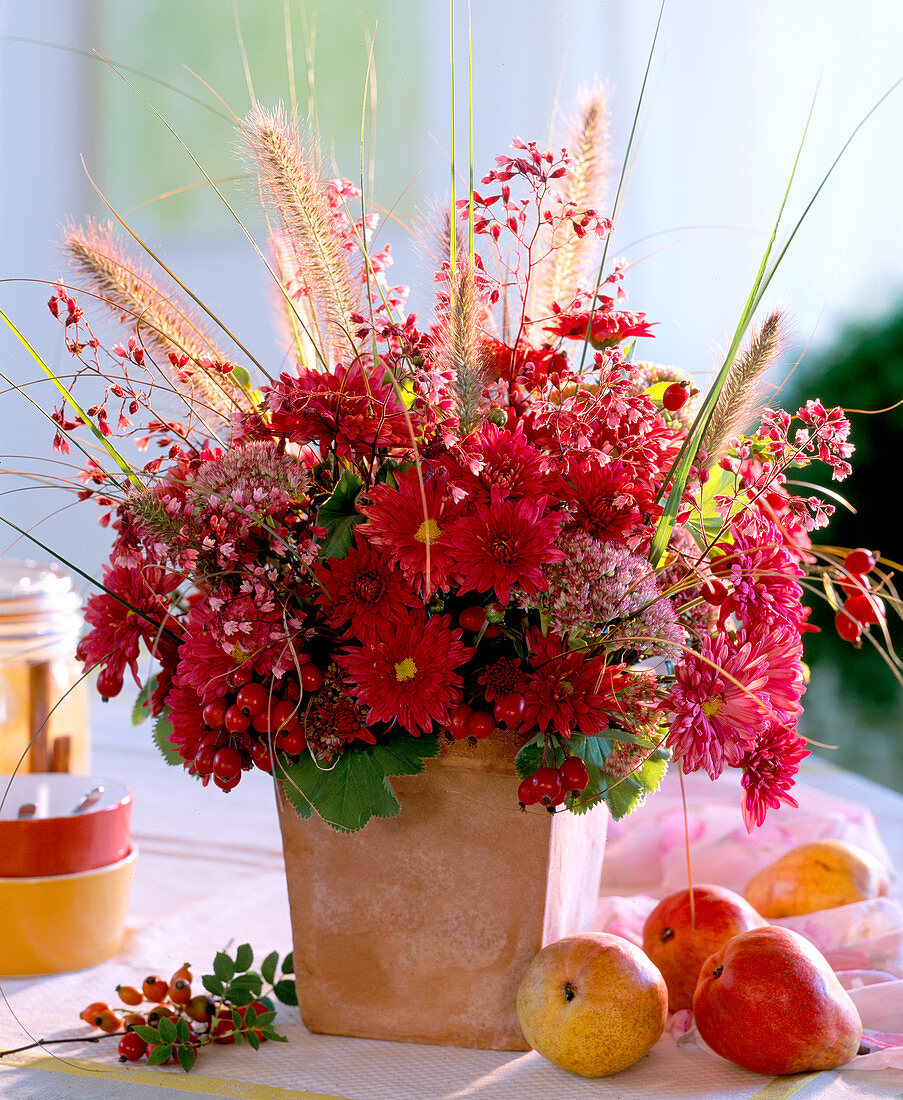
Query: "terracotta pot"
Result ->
[[277, 733, 607, 1049]]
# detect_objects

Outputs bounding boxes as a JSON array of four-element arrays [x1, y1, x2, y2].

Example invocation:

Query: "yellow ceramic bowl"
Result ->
[[0, 848, 136, 976]]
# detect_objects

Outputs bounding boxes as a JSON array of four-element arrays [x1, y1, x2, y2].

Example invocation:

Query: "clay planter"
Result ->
[[277, 733, 607, 1049]]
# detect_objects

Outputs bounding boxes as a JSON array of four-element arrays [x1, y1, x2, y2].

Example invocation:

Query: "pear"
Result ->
[[744, 839, 890, 918], [516, 933, 667, 1077], [693, 925, 863, 1075]]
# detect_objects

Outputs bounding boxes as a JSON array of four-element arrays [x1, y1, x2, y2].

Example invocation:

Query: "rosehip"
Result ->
[[194, 745, 216, 777], [558, 756, 590, 793], [275, 727, 307, 755], [141, 976, 169, 1003], [458, 605, 486, 632], [229, 665, 255, 688], [700, 578, 728, 606], [202, 698, 228, 729], [249, 739, 275, 772], [212, 746, 242, 782], [517, 775, 542, 806], [116, 985, 143, 1007], [80, 1001, 108, 1024], [123, 1013, 146, 1028], [271, 699, 299, 733], [844, 548, 877, 576], [466, 710, 495, 739], [494, 692, 526, 729], [95, 1009, 122, 1033], [213, 771, 242, 792], [300, 664, 324, 692], [147, 1004, 175, 1026], [845, 592, 884, 625], [96, 666, 123, 699], [118, 1032, 147, 1061], [169, 978, 191, 1005], [835, 609, 863, 646], [185, 995, 215, 1023], [531, 766, 564, 806], [662, 381, 691, 412], [224, 704, 251, 734], [448, 704, 472, 739], [236, 681, 268, 717]]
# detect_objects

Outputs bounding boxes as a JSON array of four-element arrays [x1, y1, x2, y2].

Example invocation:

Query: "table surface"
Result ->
[[1, 696, 902, 1099]]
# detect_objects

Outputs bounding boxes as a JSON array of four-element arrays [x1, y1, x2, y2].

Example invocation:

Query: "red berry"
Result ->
[[80, 1001, 108, 1024], [123, 1013, 146, 1028], [224, 703, 251, 734], [484, 623, 503, 638], [531, 766, 564, 806], [700, 578, 728, 606], [271, 699, 299, 733], [236, 682, 268, 717], [835, 609, 863, 646], [194, 745, 216, 777], [517, 775, 541, 806], [845, 593, 884, 625], [118, 1032, 147, 1061], [448, 704, 472, 739], [116, 985, 143, 1007], [212, 747, 243, 782], [185, 995, 215, 1023], [458, 605, 487, 632], [95, 1009, 123, 1033], [169, 978, 191, 1005], [96, 666, 123, 699], [559, 756, 590, 793], [229, 665, 255, 688], [494, 692, 526, 728], [466, 710, 496, 739], [202, 698, 228, 729], [839, 573, 871, 599], [844, 548, 877, 576], [662, 381, 690, 412], [212, 1012, 237, 1045], [147, 1004, 175, 1026], [213, 771, 242, 792], [249, 739, 275, 772], [275, 727, 307, 755], [300, 664, 324, 692], [141, 976, 169, 1003]]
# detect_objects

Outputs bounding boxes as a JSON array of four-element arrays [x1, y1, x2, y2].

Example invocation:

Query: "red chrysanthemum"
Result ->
[[449, 422, 555, 505], [664, 633, 772, 779], [446, 489, 564, 606], [559, 458, 650, 543], [314, 527, 419, 642], [360, 468, 463, 597], [481, 336, 568, 386], [740, 721, 811, 830], [521, 628, 625, 737], [545, 303, 655, 349], [162, 671, 207, 766], [336, 608, 472, 737], [76, 557, 181, 687], [477, 656, 528, 702], [261, 361, 417, 460]]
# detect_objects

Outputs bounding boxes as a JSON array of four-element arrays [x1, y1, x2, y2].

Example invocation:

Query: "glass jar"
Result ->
[[0, 559, 90, 775]]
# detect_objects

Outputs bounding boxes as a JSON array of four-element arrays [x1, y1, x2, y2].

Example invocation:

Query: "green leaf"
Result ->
[[274, 979, 298, 1006], [213, 951, 235, 982], [246, 1030, 261, 1051], [262, 1027, 288, 1043], [685, 463, 740, 545], [133, 1025, 161, 1044], [370, 731, 440, 776], [146, 1044, 172, 1066], [253, 1011, 276, 1028], [175, 1018, 192, 1043], [226, 986, 253, 1007], [152, 712, 183, 766], [601, 772, 646, 821], [231, 364, 253, 390], [514, 735, 544, 780], [316, 469, 365, 561], [261, 950, 279, 985], [157, 1016, 178, 1043], [202, 974, 224, 997], [176, 1043, 196, 1073], [633, 748, 670, 796], [229, 972, 262, 994], [234, 943, 253, 972], [281, 952, 294, 975], [132, 676, 156, 726]]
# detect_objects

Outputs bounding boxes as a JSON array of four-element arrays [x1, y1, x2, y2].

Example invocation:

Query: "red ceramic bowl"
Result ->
[[0, 774, 133, 877]]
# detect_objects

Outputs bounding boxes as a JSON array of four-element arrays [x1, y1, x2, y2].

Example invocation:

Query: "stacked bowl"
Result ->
[[0, 773, 135, 975]]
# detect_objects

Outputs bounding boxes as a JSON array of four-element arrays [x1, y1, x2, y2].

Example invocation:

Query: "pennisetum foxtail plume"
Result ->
[[437, 258, 488, 437], [63, 219, 251, 423], [240, 104, 357, 366], [700, 308, 786, 467]]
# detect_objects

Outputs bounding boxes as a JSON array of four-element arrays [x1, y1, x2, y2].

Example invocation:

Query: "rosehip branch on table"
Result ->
[[2, 61, 902, 1091]]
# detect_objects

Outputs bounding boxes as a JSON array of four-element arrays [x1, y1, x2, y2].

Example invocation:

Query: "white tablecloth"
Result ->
[[1, 697, 902, 1099]]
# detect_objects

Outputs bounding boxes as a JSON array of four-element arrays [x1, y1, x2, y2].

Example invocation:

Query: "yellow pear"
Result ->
[[516, 933, 667, 1077], [743, 839, 890, 918]]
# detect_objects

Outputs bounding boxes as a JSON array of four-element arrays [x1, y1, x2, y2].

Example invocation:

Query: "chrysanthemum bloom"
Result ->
[[558, 457, 657, 547], [521, 628, 625, 737], [477, 656, 527, 702], [664, 633, 772, 779], [447, 489, 564, 606], [744, 624, 806, 722], [336, 608, 472, 737], [303, 666, 373, 760], [524, 529, 683, 658], [162, 672, 208, 770], [360, 468, 463, 597], [261, 361, 418, 460], [449, 422, 555, 504], [314, 528, 419, 642], [740, 720, 811, 830], [76, 556, 181, 687], [545, 301, 655, 349], [715, 520, 805, 630]]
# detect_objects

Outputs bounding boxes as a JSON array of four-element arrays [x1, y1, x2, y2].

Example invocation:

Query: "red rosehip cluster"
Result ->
[[518, 756, 590, 812], [834, 549, 883, 648], [181, 663, 325, 791]]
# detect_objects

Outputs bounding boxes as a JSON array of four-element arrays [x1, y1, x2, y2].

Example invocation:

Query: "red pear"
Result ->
[[693, 925, 863, 1075], [642, 884, 767, 1012]]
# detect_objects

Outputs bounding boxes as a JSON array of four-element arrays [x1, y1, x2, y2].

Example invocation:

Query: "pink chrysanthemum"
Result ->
[[447, 489, 564, 606], [360, 468, 463, 597], [521, 628, 627, 737], [664, 633, 772, 779], [740, 721, 811, 830], [336, 608, 472, 736], [314, 527, 419, 642], [76, 557, 181, 686], [744, 624, 806, 722], [715, 521, 805, 630]]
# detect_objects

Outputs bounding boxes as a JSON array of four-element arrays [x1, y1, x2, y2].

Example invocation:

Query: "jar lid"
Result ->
[[0, 559, 82, 661]]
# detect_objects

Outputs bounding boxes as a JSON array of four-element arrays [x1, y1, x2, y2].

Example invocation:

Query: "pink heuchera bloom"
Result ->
[[336, 608, 472, 737], [664, 633, 772, 779], [740, 721, 811, 830], [447, 489, 564, 606]]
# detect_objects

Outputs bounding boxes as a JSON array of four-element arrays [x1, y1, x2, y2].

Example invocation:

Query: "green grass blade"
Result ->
[[449, 0, 457, 277]]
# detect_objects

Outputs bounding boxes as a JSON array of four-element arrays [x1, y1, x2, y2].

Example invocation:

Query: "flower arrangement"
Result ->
[[22, 89, 897, 835]]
